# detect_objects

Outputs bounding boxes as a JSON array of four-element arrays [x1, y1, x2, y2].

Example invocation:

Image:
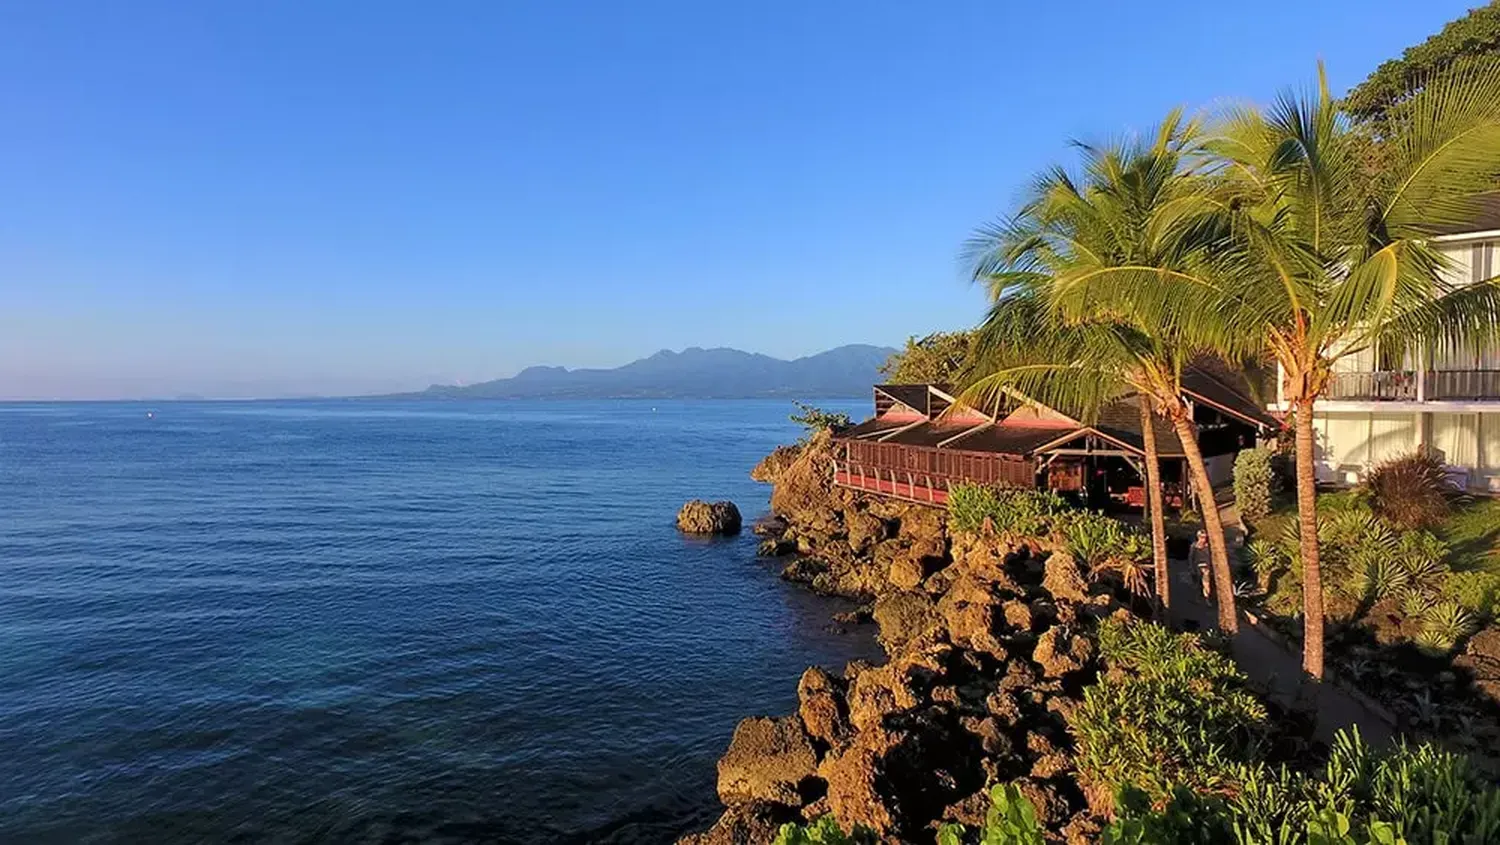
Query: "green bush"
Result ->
[[1234, 446, 1277, 523], [947, 484, 1070, 536], [1442, 569, 1500, 618], [1364, 450, 1453, 531], [789, 402, 851, 438], [773, 816, 872, 845], [1057, 511, 1153, 594], [1099, 729, 1500, 844], [1070, 620, 1268, 808]]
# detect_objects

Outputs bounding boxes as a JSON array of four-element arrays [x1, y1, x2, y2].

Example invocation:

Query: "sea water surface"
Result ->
[[0, 399, 880, 843]]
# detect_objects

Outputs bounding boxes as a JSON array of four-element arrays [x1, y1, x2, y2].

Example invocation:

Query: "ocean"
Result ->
[[0, 399, 880, 843]]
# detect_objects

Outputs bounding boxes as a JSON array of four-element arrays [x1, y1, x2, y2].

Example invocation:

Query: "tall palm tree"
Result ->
[[1059, 62, 1500, 679], [962, 114, 1241, 630]]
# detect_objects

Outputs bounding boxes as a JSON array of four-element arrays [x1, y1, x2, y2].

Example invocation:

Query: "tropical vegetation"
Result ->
[[775, 622, 1500, 845]]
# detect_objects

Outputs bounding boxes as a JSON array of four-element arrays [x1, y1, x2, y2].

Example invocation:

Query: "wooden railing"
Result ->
[[834, 440, 1035, 505]]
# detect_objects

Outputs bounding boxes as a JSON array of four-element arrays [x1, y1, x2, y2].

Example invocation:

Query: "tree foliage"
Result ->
[[1345, 2, 1500, 126], [879, 330, 979, 385]]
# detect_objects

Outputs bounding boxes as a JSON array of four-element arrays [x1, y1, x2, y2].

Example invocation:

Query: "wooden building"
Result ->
[[833, 374, 1279, 511]]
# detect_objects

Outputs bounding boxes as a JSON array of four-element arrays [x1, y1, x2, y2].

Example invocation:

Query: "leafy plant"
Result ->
[[934, 784, 1048, 845], [1234, 446, 1278, 523], [1096, 728, 1500, 844], [1057, 511, 1152, 594], [1416, 601, 1476, 653], [1363, 451, 1453, 531], [773, 816, 871, 845], [789, 402, 851, 438], [1071, 620, 1267, 809], [947, 484, 1072, 537]]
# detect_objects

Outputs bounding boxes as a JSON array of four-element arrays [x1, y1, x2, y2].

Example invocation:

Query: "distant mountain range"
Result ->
[[410, 344, 897, 399]]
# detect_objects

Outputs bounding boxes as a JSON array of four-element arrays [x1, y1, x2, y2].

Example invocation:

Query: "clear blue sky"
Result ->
[[0, 0, 1477, 399]]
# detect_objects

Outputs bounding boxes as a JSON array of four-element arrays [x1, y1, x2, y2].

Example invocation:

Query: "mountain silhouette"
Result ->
[[414, 344, 895, 399]]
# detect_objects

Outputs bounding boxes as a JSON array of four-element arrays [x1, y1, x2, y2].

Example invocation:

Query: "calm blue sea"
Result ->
[[0, 399, 878, 844]]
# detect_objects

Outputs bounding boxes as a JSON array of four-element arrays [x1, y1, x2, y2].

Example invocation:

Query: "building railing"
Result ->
[[1425, 369, 1500, 400], [1321, 369, 1500, 401], [1325, 370, 1417, 401]]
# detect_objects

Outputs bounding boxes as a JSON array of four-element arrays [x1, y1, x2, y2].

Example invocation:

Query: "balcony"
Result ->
[[1325, 370, 1417, 401], [1323, 370, 1500, 402], [1427, 370, 1500, 400]]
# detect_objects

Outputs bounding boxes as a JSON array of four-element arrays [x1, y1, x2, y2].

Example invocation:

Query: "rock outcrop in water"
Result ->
[[677, 500, 743, 535], [682, 433, 1129, 844]]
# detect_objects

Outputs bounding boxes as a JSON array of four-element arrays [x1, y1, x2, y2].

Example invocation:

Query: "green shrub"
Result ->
[[1234, 446, 1277, 523], [773, 816, 872, 845], [1057, 511, 1152, 594], [1442, 569, 1500, 618], [790, 402, 851, 439], [1364, 450, 1453, 530], [1416, 601, 1477, 654], [1071, 620, 1268, 808], [947, 484, 1070, 536], [1099, 729, 1500, 844]]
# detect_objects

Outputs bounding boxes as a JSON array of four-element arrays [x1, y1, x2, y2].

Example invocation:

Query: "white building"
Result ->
[[1271, 196, 1500, 492]]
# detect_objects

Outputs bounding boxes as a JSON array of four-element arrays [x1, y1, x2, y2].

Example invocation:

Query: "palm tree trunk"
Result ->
[[1293, 404, 1324, 680], [1168, 412, 1239, 633], [1140, 400, 1169, 611]]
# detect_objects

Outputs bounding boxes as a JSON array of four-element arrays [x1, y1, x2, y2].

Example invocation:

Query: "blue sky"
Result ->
[[0, 0, 1477, 399]]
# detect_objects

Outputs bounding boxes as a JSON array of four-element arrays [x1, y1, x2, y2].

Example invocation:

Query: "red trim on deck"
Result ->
[[834, 470, 949, 506]]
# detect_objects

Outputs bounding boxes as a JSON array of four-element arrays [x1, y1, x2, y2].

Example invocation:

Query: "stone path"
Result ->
[[1164, 498, 1396, 747]]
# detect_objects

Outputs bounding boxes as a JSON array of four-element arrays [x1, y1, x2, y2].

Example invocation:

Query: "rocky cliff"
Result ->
[[682, 432, 1133, 844]]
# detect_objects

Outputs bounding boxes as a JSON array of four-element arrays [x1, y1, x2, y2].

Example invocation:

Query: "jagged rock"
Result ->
[[716, 716, 819, 807], [1042, 550, 1089, 603], [888, 550, 926, 590], [1002, 599, 1034, 632], [818, 740, 899, 836], [677, 801, 799, 845], [831, 606, 872, 625], [1033, 627, 1094, 679], [1061, 813, 1103, 845], [1032, 628, 1076, 678], [942, 788, 992, 827], [751, 444, 804, 483], [798, 667, 851, 748], [846, 510, 887, 554], [872, 591, 939, 652], [960, 715, 1012, 755], [1456, 627, 1500, 707], [757, 537, 796, 557], [846, 663, 921, 733], [677, 500, 743, 535], [998, 660, 1039, 693], [987, 689, 1024, 727]]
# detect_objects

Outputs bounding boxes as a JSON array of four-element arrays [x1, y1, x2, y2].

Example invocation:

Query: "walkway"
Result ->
[[1164, 497, 1396, 747]]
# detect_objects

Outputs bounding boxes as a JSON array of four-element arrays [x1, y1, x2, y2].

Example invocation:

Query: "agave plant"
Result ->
[[1418, 601, 1478, 653], [1400, 586, 1437, 620]]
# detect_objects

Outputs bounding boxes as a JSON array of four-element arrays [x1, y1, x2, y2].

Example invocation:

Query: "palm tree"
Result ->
[[1059, 63, 1500, 679], [962, 114, 1241, 630]]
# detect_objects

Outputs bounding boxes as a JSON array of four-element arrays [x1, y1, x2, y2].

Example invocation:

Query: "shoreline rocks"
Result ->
[[677, 500, 743, 535], [679, 433, 1129, 844]]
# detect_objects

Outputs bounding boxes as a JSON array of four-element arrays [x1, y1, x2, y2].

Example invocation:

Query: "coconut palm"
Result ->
[[962, 113, 1241, 630], [1055, 62, 1500, 678]]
